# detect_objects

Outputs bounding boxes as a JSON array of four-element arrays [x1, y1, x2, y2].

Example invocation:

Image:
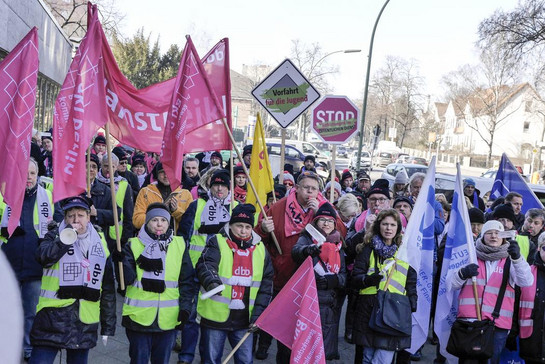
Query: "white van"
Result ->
[[265, 138, 331, 169]]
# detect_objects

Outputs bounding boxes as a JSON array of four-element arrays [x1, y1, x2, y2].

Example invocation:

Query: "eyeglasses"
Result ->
[[368, 197, 388, 203], [317, 218, 335, 225], [119, 161, 128, 165]]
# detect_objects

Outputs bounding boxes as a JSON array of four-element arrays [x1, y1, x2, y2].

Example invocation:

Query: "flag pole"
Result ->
[[104, 123, 125, 290], [86, 145, 92, 198], [330, 145, 336, 204], [230, 150, 235, 211], [220, 117, 282, 255], [221, 331, 252, 364], [472, 278, 482, 320], [279, 129, 286, 185]]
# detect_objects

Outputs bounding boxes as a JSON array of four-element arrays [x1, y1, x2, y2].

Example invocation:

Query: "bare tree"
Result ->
[[44, 0, 124, 40]]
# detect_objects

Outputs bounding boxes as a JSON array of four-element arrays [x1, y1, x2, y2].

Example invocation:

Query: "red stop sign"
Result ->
[[311, 95, 360, 144]]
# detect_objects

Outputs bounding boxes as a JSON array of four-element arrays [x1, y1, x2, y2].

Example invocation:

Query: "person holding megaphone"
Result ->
[[29, 196, 116, 364]]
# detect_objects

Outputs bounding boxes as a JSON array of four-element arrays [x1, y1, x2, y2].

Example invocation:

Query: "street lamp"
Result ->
[[356, 0, 391, 171]]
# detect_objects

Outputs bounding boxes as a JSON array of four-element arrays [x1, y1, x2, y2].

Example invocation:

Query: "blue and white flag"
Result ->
[[491, 153, 543, 213], [398, 156, 436, 354], [434, 163, 477, 363]]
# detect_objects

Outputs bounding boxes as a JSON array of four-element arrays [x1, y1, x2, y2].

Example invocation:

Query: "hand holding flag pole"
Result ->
[[472, 277, 481, 320]]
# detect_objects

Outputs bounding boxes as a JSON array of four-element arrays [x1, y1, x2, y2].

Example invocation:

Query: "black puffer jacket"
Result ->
[[118, 169, 141, 201], [351, 242, 417, 351], [196, 226, 274, 330], [520, 252, 545, 362], [30, 227, 116, 349]]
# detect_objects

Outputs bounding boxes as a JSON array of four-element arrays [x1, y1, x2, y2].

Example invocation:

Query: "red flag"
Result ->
[[0, 27, 39, 235], [103, 38, 232, 154], [255, 257, 326, 364], [53, 3, 108, 202], [161, 36, 225, 190]]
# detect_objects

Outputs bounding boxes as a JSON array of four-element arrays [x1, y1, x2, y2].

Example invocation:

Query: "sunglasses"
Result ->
[[119, 161, 128, 165]]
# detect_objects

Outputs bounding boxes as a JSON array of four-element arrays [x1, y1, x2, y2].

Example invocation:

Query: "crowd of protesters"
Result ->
[[2, 132, 544, 364]]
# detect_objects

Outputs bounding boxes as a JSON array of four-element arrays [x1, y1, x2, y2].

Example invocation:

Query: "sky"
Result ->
[[114, 0, 519, 101]]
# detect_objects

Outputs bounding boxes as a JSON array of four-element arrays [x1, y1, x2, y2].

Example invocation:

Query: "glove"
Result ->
[[248, 324, 260, 333], [47, 220, 59, 231], [111, 249, 124, 263], [206, 282, 221, 294], [178, 310, 190, 326], [101, 335, 108, 346], [305, 244, 322, 258], [507, 239, 521, 260], [315, 275, 328, 290], [459, 263, 479, 280], [363, 273, 383, 288]]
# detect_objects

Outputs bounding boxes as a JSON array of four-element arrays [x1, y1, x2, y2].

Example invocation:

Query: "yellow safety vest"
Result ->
[[109, 180, 128, 240], [122, 236, 185, 330], [360, 250, 409, 296], [197, 234, 265, 323]]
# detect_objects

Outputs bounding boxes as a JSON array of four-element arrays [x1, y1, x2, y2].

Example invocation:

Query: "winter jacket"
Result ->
[[120, 233, 195, 333], [97, 178, 134, 249], [118, 169, 141, 201], [30, 227, 116, 349], [53, 179, 117, 231], [292, 230, 346, 359], [196, 227, 273, 330], [1, 186, 43, 282], [520, 252, 545, 362], [351, 243, 417, 351], [133, 183, 193, 231]]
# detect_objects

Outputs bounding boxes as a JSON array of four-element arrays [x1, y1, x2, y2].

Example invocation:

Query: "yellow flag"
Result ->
[[246, 113, 274, 210]]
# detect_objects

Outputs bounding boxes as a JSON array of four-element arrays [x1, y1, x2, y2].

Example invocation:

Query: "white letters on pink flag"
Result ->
[[161, 36, 225, 190], [53, 3, 108, 202], [0, 27, 39, 235]]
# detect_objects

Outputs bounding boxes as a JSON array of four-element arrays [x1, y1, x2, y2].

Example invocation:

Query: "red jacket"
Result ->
[[255, 196, 346, 290]]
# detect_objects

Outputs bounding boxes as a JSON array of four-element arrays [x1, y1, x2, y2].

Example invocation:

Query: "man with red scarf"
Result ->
[[255, 171, 343, 362]]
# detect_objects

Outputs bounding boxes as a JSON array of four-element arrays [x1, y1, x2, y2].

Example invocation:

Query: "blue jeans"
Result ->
[[21, 280, 41, 358], [126, 329, 177, 364], [201, 327, 253, 364], [29, 346, 88, 364], [362, 346, 395, 364], [179, 290, 203, 363]]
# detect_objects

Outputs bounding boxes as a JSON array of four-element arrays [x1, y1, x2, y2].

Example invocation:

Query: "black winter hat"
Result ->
[[210, 169, 230, 187], [211, 151, 223, 161], [41, 128, 53, 142], [367, 178, 391, 199], [131, 154, 146, 168], [492, 203, 516, 223], [230, 203, 256, 226], [304, 155, 315, 164], [341, 169, 353, 182], [284, 163, 294, 176], [112, 146, 128, 161], [468, 207, 485, 224], [267, 184, 287, 200], [234, 165, 245, 176], [152, 162, 164, 180], [89, 153, 100, 168], [243, 145, 252, 157], [313, 202, 337, 222], [393, 196, 413, 210], [93, 135, 106, 145], [357, 170, 371, 181]]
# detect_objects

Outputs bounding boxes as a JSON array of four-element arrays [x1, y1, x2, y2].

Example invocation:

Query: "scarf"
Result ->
[[136, 225, 173, 293], [96, 170, 123, 191], [313, 230, 342, 275], [475, 237, 509, 261], [284, 188, 315, 237], [234, 185, 247, 203], [200, 191, 232, 228], [137, 173, 147, 187], [56, 221, 107, 302], [225, 236, 256, 309], [1, 185, 52, 238], [371, 234, 398, 259]]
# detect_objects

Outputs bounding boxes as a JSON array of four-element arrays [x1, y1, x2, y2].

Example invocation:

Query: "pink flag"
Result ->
[[0, 27, 39, 235], [103, 38, 231, 153], [53, 3, 108, 202], [161, 36, 225, 190], [255, 257, 326, 364]]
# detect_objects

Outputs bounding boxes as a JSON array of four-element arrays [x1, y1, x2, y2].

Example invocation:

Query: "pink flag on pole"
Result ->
[[161, 36, 225, 191], [0, 27, 39, 235], [53, 3, 108, 202], [102, 37, 232, 154], [255, 257, 326, 364]]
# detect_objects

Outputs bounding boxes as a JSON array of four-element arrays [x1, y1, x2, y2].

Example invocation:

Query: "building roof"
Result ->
[[230, 69, 254, 100]]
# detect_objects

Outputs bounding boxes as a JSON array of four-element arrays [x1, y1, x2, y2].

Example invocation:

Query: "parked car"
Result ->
[[480, 168, 529, 182], [407, 156, 428, 166], [395, 154, 411, 164], [381, 163, 429, 186], [266, 143, 305, 176], [266, 138, 330, 169], [349, 150, 371, 171], [374, 151, 394, 167], [336, 146, 348, 158]]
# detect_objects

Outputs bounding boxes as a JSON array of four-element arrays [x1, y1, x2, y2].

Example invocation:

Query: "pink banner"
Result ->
[[255, 257, 326, 364], [161, 36, 225, 191], [102, 35, 232, 154], [53, 3, 108, 202], [0, 27, 39, 235]]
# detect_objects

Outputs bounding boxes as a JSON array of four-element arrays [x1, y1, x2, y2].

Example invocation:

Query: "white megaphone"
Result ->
[[60, 225, 78, 245], [200, 284, 225, 300]]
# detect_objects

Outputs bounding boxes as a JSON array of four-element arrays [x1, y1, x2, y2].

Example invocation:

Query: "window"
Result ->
[[525, 100, 533, 112], [523, 121, 530, 133], [285, 146, 301, 159]]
